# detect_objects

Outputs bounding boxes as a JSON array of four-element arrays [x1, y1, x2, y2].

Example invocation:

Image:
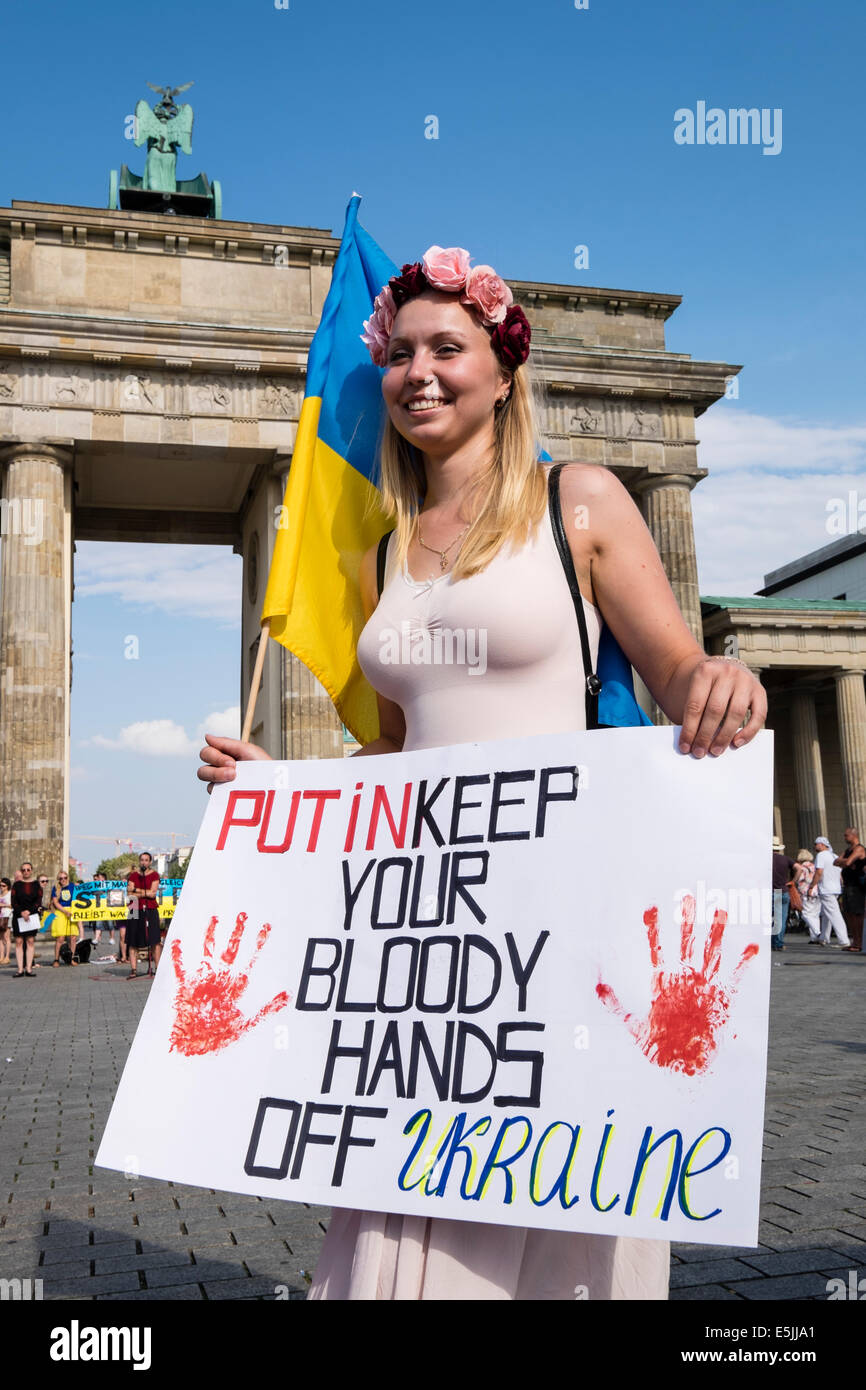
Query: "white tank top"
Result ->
[[357, 498, 602, 752]]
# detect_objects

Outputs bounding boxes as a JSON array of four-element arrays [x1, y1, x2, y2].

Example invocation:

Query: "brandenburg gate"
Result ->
[[0, 196, 735, 875]]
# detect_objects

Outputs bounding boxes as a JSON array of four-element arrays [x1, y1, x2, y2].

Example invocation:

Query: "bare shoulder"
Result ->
[[556, 461, 631, 507], [554, 463, 638, 553]]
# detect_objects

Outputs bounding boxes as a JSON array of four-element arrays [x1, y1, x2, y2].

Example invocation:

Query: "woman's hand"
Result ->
[[197, 733, 272, 794], [677, 657, 767, 757]]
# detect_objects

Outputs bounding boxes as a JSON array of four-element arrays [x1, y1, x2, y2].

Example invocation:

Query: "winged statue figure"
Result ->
[[109, 82, 222, 218], [134, 83, 195, 192]]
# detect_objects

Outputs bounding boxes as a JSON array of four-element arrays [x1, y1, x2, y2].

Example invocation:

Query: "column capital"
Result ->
[[271, 451, 293, 479], [0, 440, 74, 469], [631, 471, 703, 496], [833, 667, 866, 681]]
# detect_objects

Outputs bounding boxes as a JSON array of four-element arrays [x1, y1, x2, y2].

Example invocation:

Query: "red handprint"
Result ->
[[595, 895, 759, 1077], [169, 912, 291, 1057]]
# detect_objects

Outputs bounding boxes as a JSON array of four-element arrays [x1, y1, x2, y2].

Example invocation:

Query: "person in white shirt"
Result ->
[[811, 836, 850, 947]]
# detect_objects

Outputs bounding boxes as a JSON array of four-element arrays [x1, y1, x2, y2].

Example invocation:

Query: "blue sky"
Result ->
[[1, 0, 864, 870]]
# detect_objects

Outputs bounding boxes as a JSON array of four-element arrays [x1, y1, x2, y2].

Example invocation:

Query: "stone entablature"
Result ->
[[702, 598, 866, 670], [0, 359, 303, 426], [0, 202, 337, 331]]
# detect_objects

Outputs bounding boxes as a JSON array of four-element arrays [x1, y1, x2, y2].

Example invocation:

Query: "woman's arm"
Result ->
[[560, 464, 767, 756]]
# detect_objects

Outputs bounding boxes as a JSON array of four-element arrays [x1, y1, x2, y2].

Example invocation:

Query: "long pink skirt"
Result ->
[[307, 1209, 670, 1300]]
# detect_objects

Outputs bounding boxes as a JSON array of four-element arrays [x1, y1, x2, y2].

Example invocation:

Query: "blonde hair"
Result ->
[[376, 363, 549, 581], [796, 849, 814, 863]]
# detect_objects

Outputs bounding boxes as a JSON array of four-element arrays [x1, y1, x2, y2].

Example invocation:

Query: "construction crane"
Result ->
[[76, 836, 134, 848], [127, 831, 190, 851]]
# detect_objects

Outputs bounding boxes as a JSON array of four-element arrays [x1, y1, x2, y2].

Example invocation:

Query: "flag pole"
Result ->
[[241, 619, 271, 744]]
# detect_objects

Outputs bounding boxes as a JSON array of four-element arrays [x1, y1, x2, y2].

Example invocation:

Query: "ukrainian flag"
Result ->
[[261, 195, 398, 746]]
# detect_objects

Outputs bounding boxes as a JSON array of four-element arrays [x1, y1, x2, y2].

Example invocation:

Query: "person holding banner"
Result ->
[[50, 871, 81, 966], [197, 246, 767, 1300], [126, 852, 163, 978]]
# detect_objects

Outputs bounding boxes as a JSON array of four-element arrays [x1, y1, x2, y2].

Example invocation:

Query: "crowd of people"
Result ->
[[771, 827, 866, 952], [0, 852, 166, 978]]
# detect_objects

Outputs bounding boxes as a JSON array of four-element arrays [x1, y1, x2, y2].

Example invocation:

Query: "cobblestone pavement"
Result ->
[[670, 932, 866, 1301], [1, 933, 863, 1301]]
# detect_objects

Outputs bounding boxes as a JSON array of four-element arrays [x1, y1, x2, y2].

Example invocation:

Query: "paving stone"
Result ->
[[201, 1277, 288, 1299], [39, 1242, 97, 1266], [669, 1259, 765, 1288], [41, 1262, 94, 1283], [672, 1243, 769, 1263], [97, 1286, 205, 1301], [94, 1249, 195, 1276], [42, 1269, 143, 1295], [670, 1285, 745, 1300], [727, 1271, 839, 1300], [143, 1259, 243, 1289], [0, 1249, 43, 1276], [738, 1246, 850, 1276]]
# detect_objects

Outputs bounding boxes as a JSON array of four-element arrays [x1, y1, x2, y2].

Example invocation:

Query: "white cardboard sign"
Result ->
[[97, 726, 773, 1245]]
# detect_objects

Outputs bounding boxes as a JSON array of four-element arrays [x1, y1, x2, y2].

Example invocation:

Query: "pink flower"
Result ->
[[461, 265, 513, 325], [421, 245, 472, 292], [360, 285, 396, 367], [373, 284, 396, 334], [360, 314, 389, 367]]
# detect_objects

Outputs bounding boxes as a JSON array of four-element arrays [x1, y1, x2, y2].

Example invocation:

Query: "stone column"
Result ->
[[0, 442, 73, 877], [790, 686, 828, 849], [834, 669, 866, 835], [631, 473, 704, 725], [282, 654, 344, 759]]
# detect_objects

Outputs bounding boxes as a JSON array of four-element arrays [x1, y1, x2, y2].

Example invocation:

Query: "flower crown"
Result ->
[[361, 245, 531, 371]]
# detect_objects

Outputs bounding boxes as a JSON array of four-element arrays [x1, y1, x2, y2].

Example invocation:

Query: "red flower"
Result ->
[[389, 262, 429, 307], [489, 305, 531, 368]]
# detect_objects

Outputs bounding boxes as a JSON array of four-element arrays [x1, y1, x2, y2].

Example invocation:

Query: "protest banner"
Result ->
[[71, 880, 184, 922], [97, 726, 773, 1245]]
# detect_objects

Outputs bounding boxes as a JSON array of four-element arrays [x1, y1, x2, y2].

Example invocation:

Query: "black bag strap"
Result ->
[[376, 530, 393, 597], [547, 463, 602, 731]]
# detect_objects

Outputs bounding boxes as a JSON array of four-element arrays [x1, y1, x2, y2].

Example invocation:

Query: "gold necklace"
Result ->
[[416, 515, 470, 572]]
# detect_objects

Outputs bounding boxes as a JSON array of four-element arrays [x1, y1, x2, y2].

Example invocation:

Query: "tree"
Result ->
[[94, 852, 137, 880]]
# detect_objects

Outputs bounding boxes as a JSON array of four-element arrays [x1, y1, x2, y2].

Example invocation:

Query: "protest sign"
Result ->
[[97, 726, 773, 1245], [72, 879, 184, 922]]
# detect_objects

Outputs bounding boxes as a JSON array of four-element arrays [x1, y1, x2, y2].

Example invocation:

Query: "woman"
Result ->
[[198, 246, 767, 1299], [50, 871, 80, 965], [796, 849, 821, 943], [0, 877, 12, 965], [11, 861, 42, 976]]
